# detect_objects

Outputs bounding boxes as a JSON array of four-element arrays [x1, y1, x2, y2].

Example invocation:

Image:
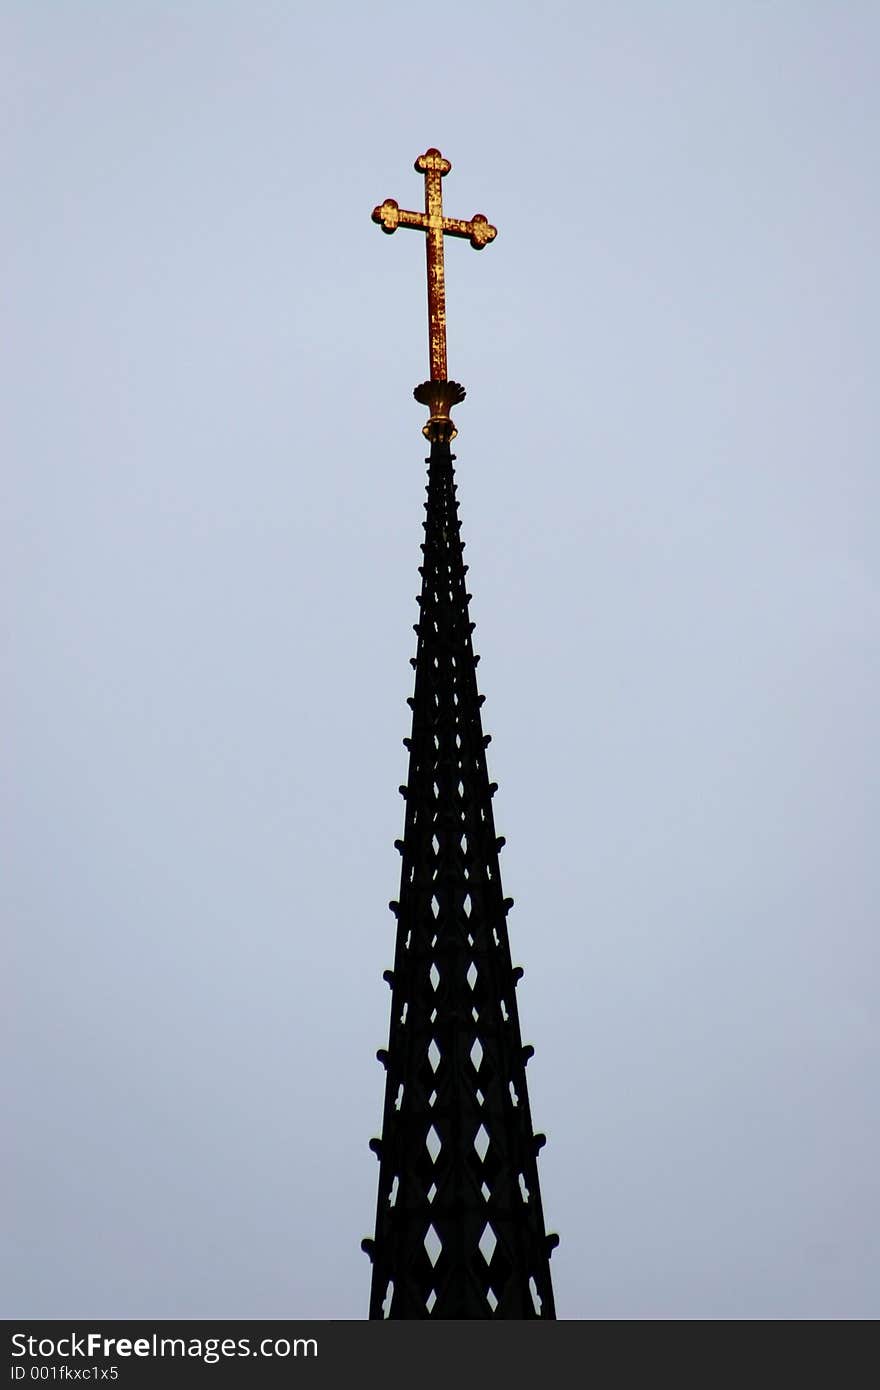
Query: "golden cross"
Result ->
[[373, 148, 497, 382]]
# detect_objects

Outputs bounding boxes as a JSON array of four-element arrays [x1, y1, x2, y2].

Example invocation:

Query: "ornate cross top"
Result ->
[[373, 149, 497, 386]]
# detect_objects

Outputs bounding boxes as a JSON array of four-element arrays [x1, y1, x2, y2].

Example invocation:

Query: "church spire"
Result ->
[[362, 151, 557, 1318]]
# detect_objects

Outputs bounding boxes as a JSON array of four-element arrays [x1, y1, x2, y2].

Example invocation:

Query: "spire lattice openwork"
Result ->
[[363, 150, 557, 1319]]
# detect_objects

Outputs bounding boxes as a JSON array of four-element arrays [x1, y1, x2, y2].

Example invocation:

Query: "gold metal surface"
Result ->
[[413, 379, 467, 444], [372, 148, 497, 384]]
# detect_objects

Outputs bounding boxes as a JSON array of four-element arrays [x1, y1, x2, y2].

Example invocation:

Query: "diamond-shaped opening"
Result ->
[[474, 1123, 490, 1162], [428, 1089, 437, 1107], [388, 1175, 399, 1208], [382, 1280, 394, 1319], [433, 781, 439, 799], [486, 1288, 498, 1313], [463, 893, 472, 918], [430, 1008, 437, 1022], [509, 1081, 519, 1107], [426, 1125, 442, 1163], [428, 1039, 441, 1072], [470, 1037, 483, 1071], [475, 1088, 484, 1106], [395, 1083, 404, 1110], [424, 1224, 442, 1267], [461, 832, 468, 854], [431, 895, 439, 919], [457, 780, 464, 796], [427, 1181, 437, 1204], [429, 962, 440, 992], [478, 1223, 497, 1265], [467, 961, 478, 991], [519, 1173, 530, 1204], [529, 1276, 542, 1316], [481, 1181, 491, 1202], [432, 834, 440, 856], [431, 934, 438, 948], [426, 1289, 437, 1314]]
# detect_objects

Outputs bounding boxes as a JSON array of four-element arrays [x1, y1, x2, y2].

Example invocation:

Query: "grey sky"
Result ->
[[4, 1, 878, 1319]]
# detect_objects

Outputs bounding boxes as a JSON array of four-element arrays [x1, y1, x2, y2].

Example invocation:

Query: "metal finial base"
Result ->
[[414, 380, 466, 443]]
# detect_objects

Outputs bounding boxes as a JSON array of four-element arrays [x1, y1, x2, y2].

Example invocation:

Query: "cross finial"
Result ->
[[372, 148, 497, 440]]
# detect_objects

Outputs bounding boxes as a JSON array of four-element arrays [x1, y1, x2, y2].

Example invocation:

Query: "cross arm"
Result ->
[[441, 214, 497, 250], [372, 199, 429, 235], [372, 199, 497, 250]]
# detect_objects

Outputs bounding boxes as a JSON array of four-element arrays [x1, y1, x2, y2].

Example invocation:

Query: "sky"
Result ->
[[3, 1, 878, 1321]]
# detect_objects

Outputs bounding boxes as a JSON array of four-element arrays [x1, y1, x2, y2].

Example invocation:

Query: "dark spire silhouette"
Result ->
[[362, 151, 558, 1319]]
